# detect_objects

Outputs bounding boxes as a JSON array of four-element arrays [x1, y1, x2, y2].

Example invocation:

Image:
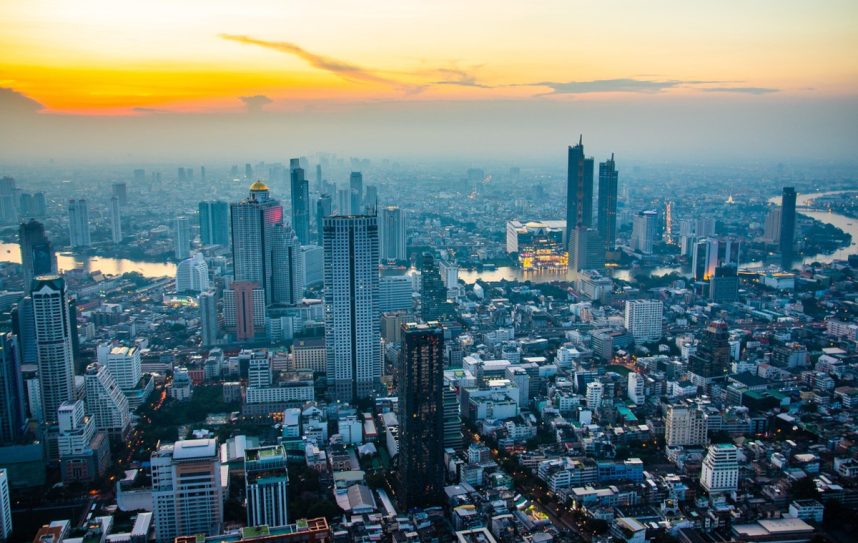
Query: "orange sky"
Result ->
[[1, 0, 856, 114]]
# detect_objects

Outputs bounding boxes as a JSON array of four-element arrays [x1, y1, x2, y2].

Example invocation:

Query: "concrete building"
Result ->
[[84, 362, 131, 440], [624, 300, 663, 343], [665, 404, 707, 447], [245, 445, 289, 529], [700, 443, 739, 494]]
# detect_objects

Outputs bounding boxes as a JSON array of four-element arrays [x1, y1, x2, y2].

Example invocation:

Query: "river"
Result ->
[[0, 243, 177, 278]]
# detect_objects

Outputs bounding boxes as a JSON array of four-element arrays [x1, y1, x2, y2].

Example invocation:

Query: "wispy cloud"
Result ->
[[221, 34, 399, 88], [240, 95, 273, 113], [529, 78, 685, 95], [700, 86, 779, 95], [431, 68, 495, 89]]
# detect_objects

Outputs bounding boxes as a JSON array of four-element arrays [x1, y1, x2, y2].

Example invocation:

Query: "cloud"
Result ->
[[132, 107, 174, 115], [221, 34, 397, 87], [240, 95, 273, 113], [431, 68, 495, 89], [529, 78, 684, 95], [0, 87, 43, 115], [700, 86, 779, 95]]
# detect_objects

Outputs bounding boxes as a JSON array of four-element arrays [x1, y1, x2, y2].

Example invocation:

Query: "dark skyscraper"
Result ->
[[565, 136, 595, 243], [688, 320, 731, 384], [397, 322, 445, 510], [290, 158, 311, 244], [0, 333, 26, 443], [350, 172, 363, 215], [316, 194, 332, 245], [597, 154, 618, 250], [779, 187, 796, 268], [19, 219, 57, 289], [198, 201, 230, 246], [420, 253, 452, 322]]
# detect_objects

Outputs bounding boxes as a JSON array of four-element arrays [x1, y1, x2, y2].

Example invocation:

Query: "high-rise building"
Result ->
[[336, 188, 350, 216], [316, 194, 332, 245], [380, 206, 407, 261], [109, 196, 122, 244], [67, 199, 91, 248], [270, 224, 303, 306], [57, 400, 110, 483], [31, 275, 75, 425], [665, 404, 707, 447], [780, 187, 797, 268], [198, 291, 219, 347], [32, 192, 47, 217], [84, 362, 131, 440], [364, 185, 378, 211], [692, 238, 741, 281], [709, 266, 739, 303], [244, 445, 289, 528], [443, 378, 463, 452], [764, 207, 782, 244], [105, 346, 142, 391], [223, 282, 265, 341], [315, 163, 322, 191], [397, 322, 445, 510], [420, 253, 452, 322], [597, 154, 618, 250], [174, 216, 191, 260], [0, 334, 26, 443], [688, 320, 731, 386], [700, 444, 739, 494], [350, 172, 363, 215], [11, 298, 35, 365], [0, 178, 17, 225], [175, 253, 209, 293], [289, 159, 311, 244], [112, 182, 128, 206], [624, 299, 663, 343], [632, 210, 657, 254], [231, 181, 284, 306], [379, 275, 414, 313], [323, 215, 381, 402], [565, 136, 595, 243], [627, 373, 644, 406], [198, 201, 230, 246], [0, 469, 11, 540], [570, 227, 604, 273], [152, 439, 223, 543], [586, 381, 603, 410], [18, 219, 57, 289]]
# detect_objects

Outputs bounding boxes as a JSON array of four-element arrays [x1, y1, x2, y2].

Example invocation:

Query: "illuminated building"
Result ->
[[506, 220, 568, 271]]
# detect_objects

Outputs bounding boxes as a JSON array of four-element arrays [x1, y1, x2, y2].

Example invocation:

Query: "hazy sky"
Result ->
[[1, 0, 856, 163]]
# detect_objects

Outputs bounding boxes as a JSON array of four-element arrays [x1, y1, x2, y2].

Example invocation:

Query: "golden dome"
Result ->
[[249, 180, 269, 191]]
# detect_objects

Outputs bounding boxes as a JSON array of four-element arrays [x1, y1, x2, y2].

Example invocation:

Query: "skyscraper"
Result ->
[[364, 185, 378, 211], [397, 322, 445, 510], [0, 178, 17, 225], [174, 216, 191, 260], [316, 194, 332, 245], [632, 210, 658, 254], [570, 227, 605, 273], [700, 444, 739, 494], [380, 206, 407, 261], [112, 182, 128, 206], [688, 320, 731, 386], [198, 201, 230, 246], [152, 439, 223, 543], [323, 215, 381, 402], [270, 223, 303, 306], [198, 291, 219, 347], [624, 299, 663, 343], [0, 334, 26, 443], [780, 186, 797, 268], [105, 346, 142, 391], [565, 136, 595, 243], [336, 188, 350, 216], [420, 253, 452, 322], [350, 172, 363, 215], [597, 154, 618, 250], [84, 362, 131, 440], [223, 282, 265, 341], [18, 219, 57, 289], [289, 158, 311, 244], [31, 275, 75, 425], [109, 196, 122, 243], [231, 181, 284, 306], [244, 445, 289, 528], [67, 199, 91, 248]]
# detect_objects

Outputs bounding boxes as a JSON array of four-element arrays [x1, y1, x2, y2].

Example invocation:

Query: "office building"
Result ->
[[379, 275, 414, 313], [710, 266, 739, 303], [198, 201, 229, 247], [336, 188, 350, 215], [505, 220, 567, 271], [597, 154, 618, 250], [780, 187, 797, 268], [18, 219, 57, 290], [0, 178, 16, 225], [112, 182, 128, 206], [623, 300, 663, 344], [292, 338, 326, 373], [290, 159, 311, 244], [565, 136, 594, 243], [632, 210, 657, 254], [443, 379, 463, 452], [223, 282, 266, 341], [665, 404, 707, 447], [231, 181, 284, 306], [109, 196, 122, 243], [350, 172, 363, 215], [570, 227, 604, 273], [380, 206, 407, 261], [105, 346, 142, 391], [175, 253, 209, 292], [271, 223, 303, 306], [700, 444, 739, 494], [57, 400, 110, 483], [692, 237, 741, 282], [316, 194, 332, 245], [688, 320, 731, 386], [199, 291, 219, 347], [0, 469, 10, 541], [245, 445, 289, 528], [323, 215, 380, 402], [152, 439, 223, 543], [84, 362, 131, 440], [398, 322, 445, 510], [627, 373, 644, 406], [67, 199, 91, 248], [174, 216, 191, 260], [764, 207, 782, 244], [420, 253, 453, 322], [0, 334, 26, 443], [586, 381, 603, 410], [31, 275, 76, 425]]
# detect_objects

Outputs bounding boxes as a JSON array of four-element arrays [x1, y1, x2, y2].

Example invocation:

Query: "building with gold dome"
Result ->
[[505, 220, 568, 271]]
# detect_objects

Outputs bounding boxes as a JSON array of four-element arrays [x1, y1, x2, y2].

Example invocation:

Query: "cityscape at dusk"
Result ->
[[0, 2, 857, 543]]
